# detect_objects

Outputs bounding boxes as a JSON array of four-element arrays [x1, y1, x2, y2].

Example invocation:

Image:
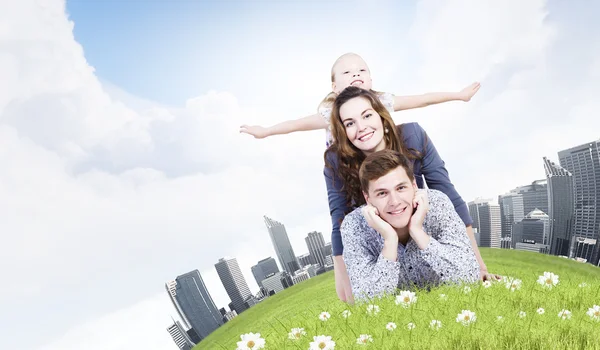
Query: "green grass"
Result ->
[[195, 249, 600, 349]]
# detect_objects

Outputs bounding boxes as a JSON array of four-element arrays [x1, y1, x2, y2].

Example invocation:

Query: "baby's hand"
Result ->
[[240, 125, 270, 139], [459, 82, 481, 102]]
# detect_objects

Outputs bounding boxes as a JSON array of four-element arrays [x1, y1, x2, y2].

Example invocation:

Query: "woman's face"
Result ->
[[338, 96, 386, 155]]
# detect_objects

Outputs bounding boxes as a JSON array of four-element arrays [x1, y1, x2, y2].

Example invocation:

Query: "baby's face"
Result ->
[[331, 54, 373, 93]]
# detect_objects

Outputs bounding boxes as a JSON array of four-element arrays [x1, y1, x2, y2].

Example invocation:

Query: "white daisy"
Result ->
[[356, 334, 373, 345], [319, 311, 331, 322], [407, 322, 416, 330], [439, 293, 448, 301], [558, 309, 572, 320], [366, 304, 380, 316], [579, 282, 588, 288], [287, 328, 306, 340], [456, 310, 477, 326], [309, 335, 336, 350], [341, 310, 351, 319], [386, 322, 397, 331], [536, 308, 545, 315], [586, 305, 600, 322], [537, 271, 559, 289], [505, 277, 522, 292], [463, 286, 472, 294], [429, 320, 442, 330], [518, 311, 527, 319], [482, 281, 492, 288], [236, 332, 266, 350], [395, 291, 417, 308]]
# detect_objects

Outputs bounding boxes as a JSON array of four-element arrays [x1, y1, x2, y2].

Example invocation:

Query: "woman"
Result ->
[[341, 149, 479, 301], [324, 86, 493, 304]]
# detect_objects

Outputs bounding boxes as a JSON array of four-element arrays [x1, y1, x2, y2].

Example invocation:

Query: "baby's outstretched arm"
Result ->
[[240, 113, 327, 139], [393, 82, 480, 112]]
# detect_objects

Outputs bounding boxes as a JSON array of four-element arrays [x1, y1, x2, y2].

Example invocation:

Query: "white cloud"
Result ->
[[36, 293, 177, 350]]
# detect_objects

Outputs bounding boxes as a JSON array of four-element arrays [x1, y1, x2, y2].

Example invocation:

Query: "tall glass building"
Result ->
[[305, 231, 326, 267], [558, 140, 600, 265], [251, 257, 279, 287], [215, 257, 252, 314], [543, 157, 575, 257], [468, 199, 501, 248], [264, 216, 300, 274], [166, 270, 223, 340]]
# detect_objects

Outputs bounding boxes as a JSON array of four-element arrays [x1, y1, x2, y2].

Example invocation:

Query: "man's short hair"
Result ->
[[359, 149, 415, 193]]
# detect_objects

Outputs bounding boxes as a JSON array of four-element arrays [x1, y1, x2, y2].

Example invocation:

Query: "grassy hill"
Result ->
[[194, 248, 600, 350]]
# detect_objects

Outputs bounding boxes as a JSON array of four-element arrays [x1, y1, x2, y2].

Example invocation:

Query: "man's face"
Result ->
[[364, 166, 417, 229]]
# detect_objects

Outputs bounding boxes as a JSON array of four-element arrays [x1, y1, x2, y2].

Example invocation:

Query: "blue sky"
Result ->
[[66, 0, 417, 106]]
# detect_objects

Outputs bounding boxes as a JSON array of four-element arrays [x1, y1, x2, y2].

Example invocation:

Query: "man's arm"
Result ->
[[407, 191, 479, 283], [341, 211, 401, 302]]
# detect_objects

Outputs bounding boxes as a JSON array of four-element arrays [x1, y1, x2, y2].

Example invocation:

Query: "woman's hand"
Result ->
[[333, 255, 354, 304], [362, 204, 397, 242]]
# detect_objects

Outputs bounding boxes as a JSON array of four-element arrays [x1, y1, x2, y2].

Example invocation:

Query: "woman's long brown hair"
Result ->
[[324, 86, 424, 212]]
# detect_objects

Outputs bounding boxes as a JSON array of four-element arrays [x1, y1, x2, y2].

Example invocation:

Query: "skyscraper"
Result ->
[[167, 270, 223, 340], [498, 192, 525, 248], [165, 280, 192, 330], [215, 257, 253, 314], [305, 231, 326, 267], [166, 319, 196, 350], [251, 257, 279, 287], [468, 199, 501, 248], [514, 180, 549, 215], [558, 140, 600, 265], [544, 157, 575, 257], [264, 216, 300, 273]]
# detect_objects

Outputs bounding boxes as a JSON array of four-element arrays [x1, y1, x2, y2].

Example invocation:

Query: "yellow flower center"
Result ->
[[546, 278, 552, 284], [362, 338, 367, 343], [464, 315, 470, 321], [319, 342, 326, 349], [594, 311, 599, 317], [295, 332, 301, 338], [247, 340, 255, 348], [404, 297, 410, 302]]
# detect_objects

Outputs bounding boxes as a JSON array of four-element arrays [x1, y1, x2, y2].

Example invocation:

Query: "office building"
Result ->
[[292, 270, 310, 284], [468, 199, 501, 248], [512, 209, 549, 245], [297, 253, 312, 268], [260, 272, 286, 295], [544, 157, 575, 256], [264, 216, 301, 273], [513, 180, 549, 215], [558, 140, 600, 265], [166, 320, 196, 350], [305, 231, 327, 267], [166, 270, 222, 340], [215, 257, 253, 314], [251, 257, 279, 287], [498, 192, 525, 248]]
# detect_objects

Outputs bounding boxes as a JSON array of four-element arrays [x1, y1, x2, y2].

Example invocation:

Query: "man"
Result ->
[[341, 149, 479, 302]]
